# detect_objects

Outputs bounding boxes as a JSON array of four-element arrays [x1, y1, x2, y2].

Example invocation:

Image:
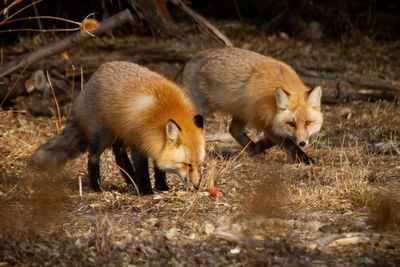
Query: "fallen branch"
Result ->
[[0, 9, 134, 103], [128, 0, 182, 39], [214, 229, 265, 247], [322, 90, 397, 104], [51, 46, 194, 79], [296, 67, 400, 92], [62, 46, 192, 66], [172, 0, 234, 47]]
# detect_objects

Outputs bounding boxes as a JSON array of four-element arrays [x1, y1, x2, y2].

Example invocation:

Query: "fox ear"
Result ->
[[166, 120, 181, 143], [275, 88, 290, 110], [193, 114, 204, 129], [307, 86, 322, 108]]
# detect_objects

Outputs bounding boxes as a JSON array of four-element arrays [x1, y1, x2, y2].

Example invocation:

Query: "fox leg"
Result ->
[[87, 145, 104, 192], [132, 152, 153, 195], [154, 166, 168, 191], [229, 118, 274, 156], [87, 150, 101, 191], [253, 137, 276, 154], [280, 138, 313, 164], [112, 140, 136, 185], [87, 131, 114, 191]]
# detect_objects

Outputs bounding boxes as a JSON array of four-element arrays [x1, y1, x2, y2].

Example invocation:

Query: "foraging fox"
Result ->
[[31, 61, 205, 193], [182, 47, 322, 163]]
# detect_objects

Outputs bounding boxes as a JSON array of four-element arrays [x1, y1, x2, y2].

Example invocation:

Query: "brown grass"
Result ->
[[2, 90, 400, 265], [1, 30, 400, 265]]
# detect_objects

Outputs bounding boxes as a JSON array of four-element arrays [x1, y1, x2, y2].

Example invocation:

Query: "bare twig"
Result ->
[[172, 0, 233, 47], [0, 0, 43, 26], [46, 70, 62, 133], [32, 0, 46, 44], [116, 166, 144, 215]]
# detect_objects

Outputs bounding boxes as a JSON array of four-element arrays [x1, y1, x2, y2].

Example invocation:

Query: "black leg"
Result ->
[[229, 118, 276, 156], [88, 150, 102, 192], [132, 153, 153, 195], [112, 140, 135, 185], [87, 130, 114, 192], [154, 166, 168, 191], [254, 137, 276, 154], [281, 139, 313, 164], [229, 118, 257, 156]]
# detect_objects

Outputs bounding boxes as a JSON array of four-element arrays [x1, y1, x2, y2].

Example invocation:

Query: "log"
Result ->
[[51, 46, 194, 78], [322, 91, 397, 104], [51, 52, 399, 105], [296, 66, 400, 93], [0, 9, 134, 103]]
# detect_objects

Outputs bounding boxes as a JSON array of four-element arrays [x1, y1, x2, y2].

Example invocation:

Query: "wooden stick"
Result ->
[[0, 9, 133, 80], [172, 0, 234, 47]]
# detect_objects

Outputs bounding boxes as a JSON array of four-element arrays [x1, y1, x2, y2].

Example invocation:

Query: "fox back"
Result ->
[[183, 47, 323, 146]]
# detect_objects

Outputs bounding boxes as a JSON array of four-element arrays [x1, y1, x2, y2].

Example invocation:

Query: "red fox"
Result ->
[[182, 47, 322, 163], [31, 61, 205, 194]]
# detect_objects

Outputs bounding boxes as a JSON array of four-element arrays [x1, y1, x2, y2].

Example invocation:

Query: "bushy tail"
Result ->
[[30, 114, 87, 172]]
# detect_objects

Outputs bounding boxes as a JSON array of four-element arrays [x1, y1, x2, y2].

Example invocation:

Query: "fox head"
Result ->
[[272, 86, 323, 147], [155, 115, 205, 189]]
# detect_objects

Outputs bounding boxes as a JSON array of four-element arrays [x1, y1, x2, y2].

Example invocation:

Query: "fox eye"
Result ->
[[305, 121, 312, 126], [287, 121, 296, 128]]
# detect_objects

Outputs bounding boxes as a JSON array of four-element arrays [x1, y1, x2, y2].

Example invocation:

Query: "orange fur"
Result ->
[[73, 61, 205, 163], [31, 61, 205, 188], [183, 47, 323, 157]]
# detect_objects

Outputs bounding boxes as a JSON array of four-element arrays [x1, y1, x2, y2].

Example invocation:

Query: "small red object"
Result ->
[[207, 187, 223, 198]]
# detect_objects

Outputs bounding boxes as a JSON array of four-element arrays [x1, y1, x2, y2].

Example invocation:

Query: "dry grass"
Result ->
[[1, 31, 400, 265], [2, 84, 400, 266]]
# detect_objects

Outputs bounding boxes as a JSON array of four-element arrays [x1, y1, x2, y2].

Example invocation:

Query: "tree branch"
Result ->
[[172, 0, 234, 47], [296, 67, 400, 92], [0, 9, 134, 80]]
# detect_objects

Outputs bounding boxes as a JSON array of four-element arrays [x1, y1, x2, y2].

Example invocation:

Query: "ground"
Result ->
[[1, 22, 400, 266]]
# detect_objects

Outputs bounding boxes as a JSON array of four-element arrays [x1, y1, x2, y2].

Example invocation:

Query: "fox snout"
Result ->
[[294, 129, 311, 147], [188, 170, 200, 190], [175, 169, 200, 190], [160, 162, 201, 190]]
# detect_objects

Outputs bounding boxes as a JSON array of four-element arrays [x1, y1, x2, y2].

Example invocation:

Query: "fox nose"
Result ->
[[299, 141, 307, 147]]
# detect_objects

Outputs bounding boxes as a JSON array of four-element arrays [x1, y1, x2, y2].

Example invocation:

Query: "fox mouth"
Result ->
[[157, 167, 198, 190], [288, 138, 309, 148], [176, 174, 199, 190], [286, 137, 309, 147]]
